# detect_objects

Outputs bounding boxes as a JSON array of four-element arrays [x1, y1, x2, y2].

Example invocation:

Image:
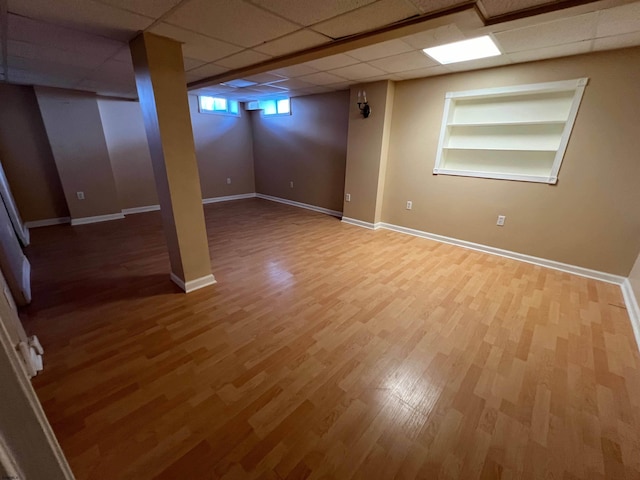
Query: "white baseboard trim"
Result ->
[[621, 279, 640, 349], [71, 213, 125, 226], [256, 193, 342, 218], [203, 193, 257, 204], [170, 273, 217, 293], [122, 205, 160, 215], [341, 217, 380, 230], [24, 217, 71, 228], [378, 222, 625, 285]]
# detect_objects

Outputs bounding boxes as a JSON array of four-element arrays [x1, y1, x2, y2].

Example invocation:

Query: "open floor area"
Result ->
[[21, 199, 640, 479]]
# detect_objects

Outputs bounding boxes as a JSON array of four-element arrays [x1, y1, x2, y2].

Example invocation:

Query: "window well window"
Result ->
[[433, 78, 588, 184], [260, 98, 291, 116], [198, 96, 240, 116]]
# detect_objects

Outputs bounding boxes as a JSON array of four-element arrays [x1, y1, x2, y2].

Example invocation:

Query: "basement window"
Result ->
[[261, 98, 291, 116], [433, 78, 588, 184], [198, 96, 240, 116]]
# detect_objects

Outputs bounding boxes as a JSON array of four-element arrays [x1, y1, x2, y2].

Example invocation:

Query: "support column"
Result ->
[[342, 80, 395, 228], [130, 32, 215, 293]]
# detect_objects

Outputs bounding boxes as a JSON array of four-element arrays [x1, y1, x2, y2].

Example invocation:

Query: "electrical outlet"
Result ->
[[406, 200, 412, 210], [345, 193, 351, 202], [497, 215, 506, 226], [76, 191, 85, 200], [290, 181, 294, 188], [226, 177, 231, 185]]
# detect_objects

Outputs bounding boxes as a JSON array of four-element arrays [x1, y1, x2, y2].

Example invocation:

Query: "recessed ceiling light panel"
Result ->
[[222, 79, 259, 88], [423, 35, 501, 65]]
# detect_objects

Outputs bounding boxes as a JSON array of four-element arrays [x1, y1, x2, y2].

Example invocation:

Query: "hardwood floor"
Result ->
[[21, 198, 640, 479]]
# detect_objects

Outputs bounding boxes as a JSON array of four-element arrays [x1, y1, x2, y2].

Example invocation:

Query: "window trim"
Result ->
[[260, 97, 291, 117], [433, 78, 588, 184], [198, 95, 240, 117]]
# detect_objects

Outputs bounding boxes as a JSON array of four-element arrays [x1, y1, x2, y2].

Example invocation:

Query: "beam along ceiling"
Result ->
[[1, 0, 639, 100]]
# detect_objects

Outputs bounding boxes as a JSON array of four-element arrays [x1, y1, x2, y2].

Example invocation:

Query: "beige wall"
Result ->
[[189, 95, 255, 198], [382, 47, 640, 276], [343, 81, 394, 223], [98, 99, 158, 210], [251, 91, 349, 212], [35, 87, 122, 220], [0, 84, 68, 222]]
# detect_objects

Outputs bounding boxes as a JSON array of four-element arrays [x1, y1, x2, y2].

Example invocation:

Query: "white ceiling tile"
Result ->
[[406, 0, 469, 14], [298, 71, 348, 85], [401, 24, 465, 49], [506, 40, 592, 63], [346, 39, 414, 61], [248, 84, 289, 94], [111, 47, 133, 64], [76, 78, 137, 98], [92, 0, 182, 18], [596, 2, 640, 38], [479, 0, 559, 17], [7, 0, 154, 42], [267, 78, 315, 90], [253, 29, 331, 56], [8, 40, 108, 69], [243, 72, 288, 84], [8, 55, 90, 83], [494, 13, 598, 53], [270, 64, 319, 78], [183, 57, 206, 71], [164, 0, 299, 47], [184, 63, 229, 82], [395, 64, 450, 78], [149, 23, 243, 62], [328, 63, 387, 80], [311, 0, 420, 39], [214, 50, 272, 69], [7, 68, 79, 90], [7, 14, 124, 58], [303, 53, 359, 70], [592, 30, 640, 51], [369, 50, 438, 73], [251, 0, 377, 26]]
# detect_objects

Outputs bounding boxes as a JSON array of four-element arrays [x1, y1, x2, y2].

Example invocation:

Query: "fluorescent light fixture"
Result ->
[[222, 79, 258, 88], [423, 35, 501, 65]]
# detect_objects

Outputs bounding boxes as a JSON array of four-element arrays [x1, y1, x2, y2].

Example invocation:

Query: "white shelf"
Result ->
[[447, 120, 567, 127], [442, 146, 557, 152], [433, 78, 588, 184]]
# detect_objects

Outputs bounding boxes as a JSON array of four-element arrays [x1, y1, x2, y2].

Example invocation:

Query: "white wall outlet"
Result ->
[[76, 191, 85, 200], [497, 215, 506, 226], [290, 181, 294, 188], [345, 193, 351, 202], [226, 177, 231, 184], [406, 200, 412, 210]]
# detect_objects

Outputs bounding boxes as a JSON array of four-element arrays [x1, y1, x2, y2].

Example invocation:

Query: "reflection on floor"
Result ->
[[22, 198, 640, 479]]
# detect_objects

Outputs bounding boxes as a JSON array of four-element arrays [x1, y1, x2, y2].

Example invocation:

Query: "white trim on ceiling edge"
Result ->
[[256, 193, 343, 218], [170, 273, 217, 293], [70, 212, 125, 226]]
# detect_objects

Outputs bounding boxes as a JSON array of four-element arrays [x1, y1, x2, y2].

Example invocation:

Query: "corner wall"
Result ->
[[0, 84, 68, 222], [251, 91, 349, 213], [382, 47, 640, 276], [35, 87, 122, 221], [189, 95, 255, 199]]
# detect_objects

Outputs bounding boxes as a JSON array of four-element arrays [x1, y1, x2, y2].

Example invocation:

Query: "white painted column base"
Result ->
[[170, 273, 217, 293]]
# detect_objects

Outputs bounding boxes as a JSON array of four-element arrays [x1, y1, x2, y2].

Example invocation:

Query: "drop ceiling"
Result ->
[[1, 0, 639, 101]]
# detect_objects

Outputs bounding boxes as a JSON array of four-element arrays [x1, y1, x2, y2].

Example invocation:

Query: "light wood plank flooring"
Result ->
[[21, 198, 640, 479]]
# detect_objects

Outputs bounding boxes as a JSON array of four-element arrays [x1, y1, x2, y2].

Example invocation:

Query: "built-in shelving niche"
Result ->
[[433, 78, 588, 184]]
